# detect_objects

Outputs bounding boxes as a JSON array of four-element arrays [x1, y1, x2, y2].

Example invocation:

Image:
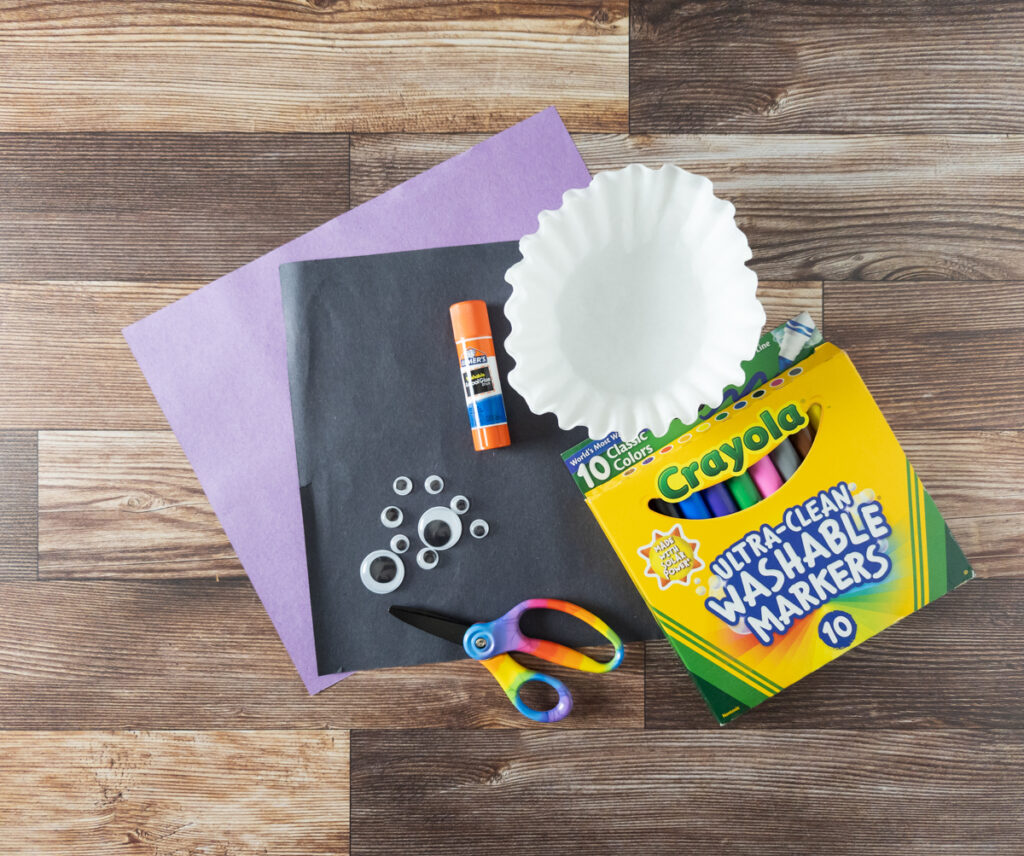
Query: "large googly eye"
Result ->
[[450, 495, 470, 515], [417, 505, 462, 551], [390, 533, 410, 554], [360, 550, 405, 594], [424, 475, 444, 495], [392, 476, 412, 496], [469, 519, 489, 539], [380, 506, 403, 528], [416, 547, 439, 570]]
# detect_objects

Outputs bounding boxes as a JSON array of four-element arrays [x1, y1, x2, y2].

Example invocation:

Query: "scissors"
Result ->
[[389, 598, 624, 723]]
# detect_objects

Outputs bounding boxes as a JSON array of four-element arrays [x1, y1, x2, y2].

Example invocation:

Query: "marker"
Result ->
[[450, 300, 511, 451], [769, 438, 802, 480], [808, 402, 822, 432], [791, 426, 814, 459], [648, 498, 683, 519], [703, 482, 738, 517], [790, 402, 821, 460], [749, 455, 784, 497], [778, 311, 816, 369], [677, 492, 711, 519], [726, 472, 761, 510]]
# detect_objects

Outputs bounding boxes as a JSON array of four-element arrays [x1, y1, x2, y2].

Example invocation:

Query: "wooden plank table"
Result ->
[[1, 1, 1022, 852]]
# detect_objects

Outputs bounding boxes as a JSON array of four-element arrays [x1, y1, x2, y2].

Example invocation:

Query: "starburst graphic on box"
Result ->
[[637, 525, 704, 590]]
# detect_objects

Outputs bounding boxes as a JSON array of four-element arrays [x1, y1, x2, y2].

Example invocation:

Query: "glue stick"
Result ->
[[450, 300, 511, 451]]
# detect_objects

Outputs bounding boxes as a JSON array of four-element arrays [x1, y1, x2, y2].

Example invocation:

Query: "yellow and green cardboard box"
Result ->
[[562, 323, 973, 724]]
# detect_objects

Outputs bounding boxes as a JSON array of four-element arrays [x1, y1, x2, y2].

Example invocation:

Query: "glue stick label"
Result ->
[[458, 341, 507, 429], [462, 354, 496, 396]]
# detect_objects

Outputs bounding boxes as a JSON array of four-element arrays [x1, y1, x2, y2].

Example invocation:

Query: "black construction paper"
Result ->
[[281, 242, 660, 674]]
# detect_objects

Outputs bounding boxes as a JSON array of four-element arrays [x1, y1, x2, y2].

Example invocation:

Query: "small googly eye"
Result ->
[[424, 475, 444, 495], [469, 518, 489, 539], [416, 547, 439, 570], [390, 534, 409, 554], [417, 506, 462, 551], [392, 476, 412, 496], [360, 550, 404, 594], [381, 506, 403, 528], [450, 495, 470, 515]]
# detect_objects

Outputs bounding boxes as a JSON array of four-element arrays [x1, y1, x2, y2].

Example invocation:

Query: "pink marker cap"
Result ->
[[749, 455, 784, 498]]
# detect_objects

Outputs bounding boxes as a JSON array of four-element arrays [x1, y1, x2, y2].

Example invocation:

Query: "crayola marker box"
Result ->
[[563, 329, 973, 724]]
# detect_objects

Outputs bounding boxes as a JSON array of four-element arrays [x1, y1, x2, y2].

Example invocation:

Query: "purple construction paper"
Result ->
[[123, 108, 592, 693]]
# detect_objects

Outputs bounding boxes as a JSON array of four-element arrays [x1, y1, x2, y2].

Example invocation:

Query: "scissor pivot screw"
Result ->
[[474, 637, 487, 649]]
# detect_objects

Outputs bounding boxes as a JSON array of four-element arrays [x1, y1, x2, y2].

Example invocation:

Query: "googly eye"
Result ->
[[360, 550, 404, 594], [450, 495, 470, 515], [390, 534, 409, 554], [417, 505, 462, 551], [392, 476, 412, 496], [416, 547, 439, 570], [469, 518, 489, 539], [424, 475, 444, 495], [381, 506, 403, 528]]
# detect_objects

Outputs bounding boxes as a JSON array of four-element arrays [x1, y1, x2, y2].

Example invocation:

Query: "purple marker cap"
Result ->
[[703, 482, 738, 517]]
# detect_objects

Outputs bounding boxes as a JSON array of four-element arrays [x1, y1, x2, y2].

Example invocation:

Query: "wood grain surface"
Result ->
[[943, 514, 1024, 579], [2, 1, 1024, 852], [357, 133, 1024, 281], [0, 283, 178, 430], [645, 578, 1023, 730], [0, 578, 644, 729], [0, 730, 349, 854], [6, 132, 1021, 284], [38, 431, 243, 579], [0, 278, 816, 432], [0, 432, 36, 580], [351, 728, 1024, 854], [0, 0, 627, 133], [0, 579, 643, 729], [826, 281, 1024, 430], [0, 134, 349, 282], [902, 430, 1024, 578], [631, 0, 1024, 133], [33, 425, 1017, 580]]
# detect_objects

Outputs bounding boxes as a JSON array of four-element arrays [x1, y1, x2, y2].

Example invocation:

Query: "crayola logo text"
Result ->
[[657, 405, 807, 501]]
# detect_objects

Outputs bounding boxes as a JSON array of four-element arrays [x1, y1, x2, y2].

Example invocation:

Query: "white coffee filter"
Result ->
[[504, 163, 764, 440]]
